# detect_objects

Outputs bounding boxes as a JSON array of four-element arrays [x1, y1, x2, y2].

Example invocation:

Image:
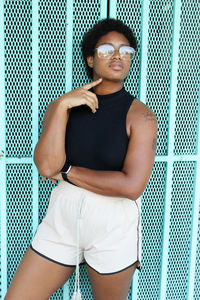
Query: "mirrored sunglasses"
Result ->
[[95, 44, 136, 60]]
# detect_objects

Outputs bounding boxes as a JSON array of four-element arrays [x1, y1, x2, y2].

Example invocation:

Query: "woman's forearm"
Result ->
[[53, 167, 142, 200], [34, 97, 70, 177]]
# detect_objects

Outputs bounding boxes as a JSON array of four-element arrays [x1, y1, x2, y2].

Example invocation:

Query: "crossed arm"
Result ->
[[34, 79, 157, 201], [50, 103, 157, 201]]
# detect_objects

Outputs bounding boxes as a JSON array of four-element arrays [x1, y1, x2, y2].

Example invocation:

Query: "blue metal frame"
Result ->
[[138, 0, 150, 105], [0, 0, 7, 297], [159, 1, 182, 299], [109, 0, 117, 18], [65, 0, 73, 94], [100, 0, 107, 19], [32, 0, 39, 236], [64, 1, 74, 298]]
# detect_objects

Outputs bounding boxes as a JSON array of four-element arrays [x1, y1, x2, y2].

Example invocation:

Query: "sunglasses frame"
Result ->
[[95, 43, 136, 60]]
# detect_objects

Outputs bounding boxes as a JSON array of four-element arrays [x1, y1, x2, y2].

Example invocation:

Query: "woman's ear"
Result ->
[[87, 56, 94, 68]]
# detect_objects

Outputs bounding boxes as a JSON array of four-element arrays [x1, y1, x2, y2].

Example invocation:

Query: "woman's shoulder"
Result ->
[[130, 98, 157, 121], [127, 98, 157, 134]]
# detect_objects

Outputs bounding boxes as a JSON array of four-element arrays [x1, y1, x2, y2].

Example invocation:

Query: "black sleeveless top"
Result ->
[[65, 87, 135, 171]]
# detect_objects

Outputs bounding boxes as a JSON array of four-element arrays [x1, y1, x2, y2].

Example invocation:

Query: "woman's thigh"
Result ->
[[5, 247, 76, 300], [86, 262, 138, 300]]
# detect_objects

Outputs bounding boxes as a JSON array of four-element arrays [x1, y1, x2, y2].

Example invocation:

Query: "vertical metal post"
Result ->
[[32, 0, 39, 235], [0, 0, 7, 297], [63, 0, 74, 298], [65, 0, 73, 94], [109, 0, 117, 18], [159, 1, 182, 299], [138, 0, 150, 105], [100, 0, 107, 19]]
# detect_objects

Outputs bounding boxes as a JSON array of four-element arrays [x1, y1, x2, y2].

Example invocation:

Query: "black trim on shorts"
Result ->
[[85, 260, 141, 275], [30, 244, 141, 274], [30, 244, 85, 268]]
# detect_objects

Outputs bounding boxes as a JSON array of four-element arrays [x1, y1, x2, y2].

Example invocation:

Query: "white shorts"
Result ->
[[31, 181, 141, 274]]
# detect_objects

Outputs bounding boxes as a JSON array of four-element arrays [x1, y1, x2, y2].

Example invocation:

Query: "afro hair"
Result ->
[[81, 18, 137, 78]]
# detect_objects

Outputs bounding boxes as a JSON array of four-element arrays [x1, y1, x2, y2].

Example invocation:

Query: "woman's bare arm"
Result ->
[[34, 79, 102, 177], [34, 99, 69, 177], [53, 102, 157, 200]]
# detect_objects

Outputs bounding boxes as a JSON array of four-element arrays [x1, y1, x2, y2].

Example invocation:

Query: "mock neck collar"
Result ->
[[95, 87, 125, 100]]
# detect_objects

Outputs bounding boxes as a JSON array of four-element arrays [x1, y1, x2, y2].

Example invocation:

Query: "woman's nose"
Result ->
[[111, 49, 121, 59]]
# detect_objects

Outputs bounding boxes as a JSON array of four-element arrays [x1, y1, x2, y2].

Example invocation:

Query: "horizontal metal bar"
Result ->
[[4, 154, 199, 165], [155, 155, 198, 162], [5, 158, 33, 164]]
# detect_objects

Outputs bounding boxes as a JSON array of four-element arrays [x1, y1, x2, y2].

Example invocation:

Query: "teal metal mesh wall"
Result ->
[[114, 1, 200, 299], [0, 0, 200, 299]]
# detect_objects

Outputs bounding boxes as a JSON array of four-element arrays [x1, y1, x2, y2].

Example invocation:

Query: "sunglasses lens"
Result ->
[[119, 46, 135, 60], [97, 44, 114, 58], [96, 44, 136, 60]]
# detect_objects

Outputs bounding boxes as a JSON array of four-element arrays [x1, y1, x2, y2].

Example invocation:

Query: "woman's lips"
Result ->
[[109, 61, 123, 71]]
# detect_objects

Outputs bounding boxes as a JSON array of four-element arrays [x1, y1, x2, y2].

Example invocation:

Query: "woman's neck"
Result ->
[[92, 79, 123, 95]]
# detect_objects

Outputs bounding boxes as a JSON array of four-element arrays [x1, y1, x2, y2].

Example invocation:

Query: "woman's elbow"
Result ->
[[34, 149, 66, 178], [34, 156, 64, 178], [33, 159, 53, 178], [127, 191, 142, 201], [36, 165, 55, 178], [124, 182, 143, 201]]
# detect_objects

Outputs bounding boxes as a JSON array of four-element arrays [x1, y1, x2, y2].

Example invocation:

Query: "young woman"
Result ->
[[6, 19, 157, 300]]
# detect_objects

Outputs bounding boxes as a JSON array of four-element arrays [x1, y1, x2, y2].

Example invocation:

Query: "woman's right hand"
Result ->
[[59, 78, 102, 113]]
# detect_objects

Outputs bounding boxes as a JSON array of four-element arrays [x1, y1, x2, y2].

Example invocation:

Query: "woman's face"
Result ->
[[87, 31, 132, 82]]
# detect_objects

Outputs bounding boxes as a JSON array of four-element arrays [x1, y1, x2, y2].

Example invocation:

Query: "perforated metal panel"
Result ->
[[145, 0, 174, 157], [166, 161, 195, 299], [0, 0, 200, 300], [173, 1, 199, 155], [138, 162, 167, 299], [6, 164, 33, 286], [4, 0, 33, 158]]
